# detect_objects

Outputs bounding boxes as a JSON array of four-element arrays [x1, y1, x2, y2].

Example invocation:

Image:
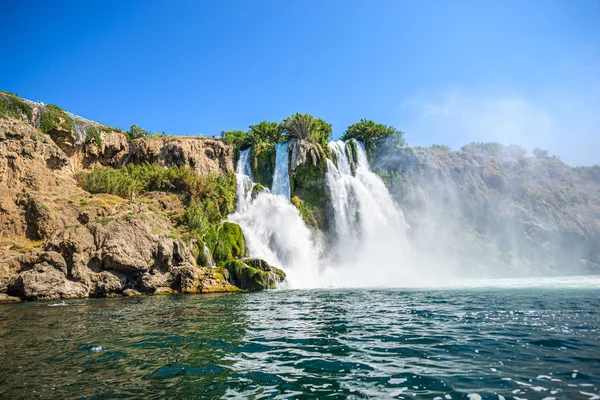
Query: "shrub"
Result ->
[[249, 121, 283, 143], [127, 124, 149, 140], [86, 125, 102, 146], [282, 113, 332, 148], [533, 148, 549, 159], [0, 91, 33, 121], [342, 119, 405, 149], [39, 104, 73, 134], [221, 129, 252, 149]]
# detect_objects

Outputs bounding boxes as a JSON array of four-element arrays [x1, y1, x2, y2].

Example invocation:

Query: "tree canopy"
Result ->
[[341, 119, 405, 152], [282, 113, 332, 148]]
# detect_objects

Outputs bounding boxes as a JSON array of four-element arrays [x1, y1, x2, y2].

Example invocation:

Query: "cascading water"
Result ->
[[229, 140, 422, 289], [229, 145, 320, 288], [271, 141, 291, 199], [235, 148, 255, 213], [322, 140, 420, 286]]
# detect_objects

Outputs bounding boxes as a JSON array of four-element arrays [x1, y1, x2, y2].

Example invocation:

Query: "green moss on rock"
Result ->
[[252, 142, 275, 188], [225, 258, 285, 291], [251, 183, 266, 199], [206, 222, 247, 266], [290, 152, 330, 232]]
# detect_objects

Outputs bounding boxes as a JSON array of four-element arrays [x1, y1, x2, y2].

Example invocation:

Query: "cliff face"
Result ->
[[371, 147, 600, 275], [0, 94, 242, 302]]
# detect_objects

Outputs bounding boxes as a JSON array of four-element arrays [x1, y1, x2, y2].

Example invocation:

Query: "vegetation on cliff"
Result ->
[[341, 119, 405, 157]]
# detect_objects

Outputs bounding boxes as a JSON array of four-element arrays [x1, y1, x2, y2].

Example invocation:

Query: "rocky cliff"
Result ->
[[0, 92, 284, 303], [371, 146, 600, 276]]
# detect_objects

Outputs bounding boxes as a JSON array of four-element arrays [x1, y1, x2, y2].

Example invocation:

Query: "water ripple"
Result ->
[[0, 285, 599, 398]]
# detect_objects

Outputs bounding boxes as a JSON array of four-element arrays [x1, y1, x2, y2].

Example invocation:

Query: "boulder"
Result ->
[[225, 258, 286, 291], [8, 264, 88, 301]]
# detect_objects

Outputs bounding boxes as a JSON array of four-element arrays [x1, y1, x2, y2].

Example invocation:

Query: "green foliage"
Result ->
[[224, 260, 265, 291], [251, 142, 276, 188], [85, 125, 102, 147], [221, 129, 251, 149], [429, 144, 451, 152], [127, 124, 149, 140], [76, 163, 196, 198], [533, 148, 549, 159], [249, 121, 283, 143], [282, 113, 332, 148], [290, 156, 329, 231], [207, 222, 246, 265], [222, 121, 282, 150], [462, 142, 527, 158], [341, 119, 405, 151], [291, 195, 318, 229], [0, 91, 33, 120], [39, 104, 73, 134], [181, 197, 221, 235]]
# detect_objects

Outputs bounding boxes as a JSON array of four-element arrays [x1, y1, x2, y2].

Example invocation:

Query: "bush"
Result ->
[[249, 121, 282, 144], [221, 129, 253, 149], [76, 163, 197, 198], [39, 104, 73, 134], [282, 113, 332, 148], [533, 148, 549, 159], [85, 126, 102, 146], [342, 119, 405, 148], [0, 91, 33, 120], [127, 124, 149, 140]]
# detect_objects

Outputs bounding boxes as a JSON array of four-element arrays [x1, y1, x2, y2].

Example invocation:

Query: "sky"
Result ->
[[1, 0, 599, 165]]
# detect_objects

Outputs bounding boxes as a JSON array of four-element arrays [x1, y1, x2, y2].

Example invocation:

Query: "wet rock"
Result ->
[[8, 264, 88, 301], [225, 258, 286, 291], [0, 293, 21, 303]]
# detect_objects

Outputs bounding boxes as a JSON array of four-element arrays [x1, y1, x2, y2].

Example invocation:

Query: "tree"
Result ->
[[221, 129, 253, 149], [248, 121, 283, 143], [533, 148, 549, 159], [282, 113, 332, 148], [341, 119, 405, 150], [128, 124, 148, 140]]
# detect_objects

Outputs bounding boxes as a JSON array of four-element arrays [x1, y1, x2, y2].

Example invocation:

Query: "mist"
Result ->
[[231, 138, 600, 289]]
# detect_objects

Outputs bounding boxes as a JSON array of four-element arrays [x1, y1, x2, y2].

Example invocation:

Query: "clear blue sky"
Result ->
[[2, 0, 599, 165]]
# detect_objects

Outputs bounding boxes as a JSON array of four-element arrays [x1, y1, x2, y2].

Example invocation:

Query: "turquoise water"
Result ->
[[1, 281, 599, 399]]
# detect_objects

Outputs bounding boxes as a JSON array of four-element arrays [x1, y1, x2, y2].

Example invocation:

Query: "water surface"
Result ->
[[1, 280, 599, 399]]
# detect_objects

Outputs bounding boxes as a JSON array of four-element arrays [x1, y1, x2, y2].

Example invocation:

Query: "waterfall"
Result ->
[[229, 145, 320, 288], [235, 148, 255, 212], [203, 242, 215, 267], [322, 140, 419, 286], [229, 140, 420, 289], [271, 141, 291, 199]]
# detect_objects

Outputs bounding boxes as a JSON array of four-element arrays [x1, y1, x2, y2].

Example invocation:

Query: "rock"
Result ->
[[94, 221, 157, 273], [141, 271, 173, 294], [251, 183, 266, 199], [127, 137, 234, 175], [153, 287, 174, 295], [204, 222, 246, 265], [0, 294, 21, 303], [171, 265, 238, 294], [123, 289, 142, 297], [8, 264, 88, 301], [91, 271, 124, 297], [225, 258, 286, 291]]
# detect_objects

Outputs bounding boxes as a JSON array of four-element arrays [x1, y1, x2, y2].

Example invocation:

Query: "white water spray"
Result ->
[[229, 145, 320, 288], [235, 148, 255, 213], [229, 140, 429, 288], [271, 141, 291, 199]]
